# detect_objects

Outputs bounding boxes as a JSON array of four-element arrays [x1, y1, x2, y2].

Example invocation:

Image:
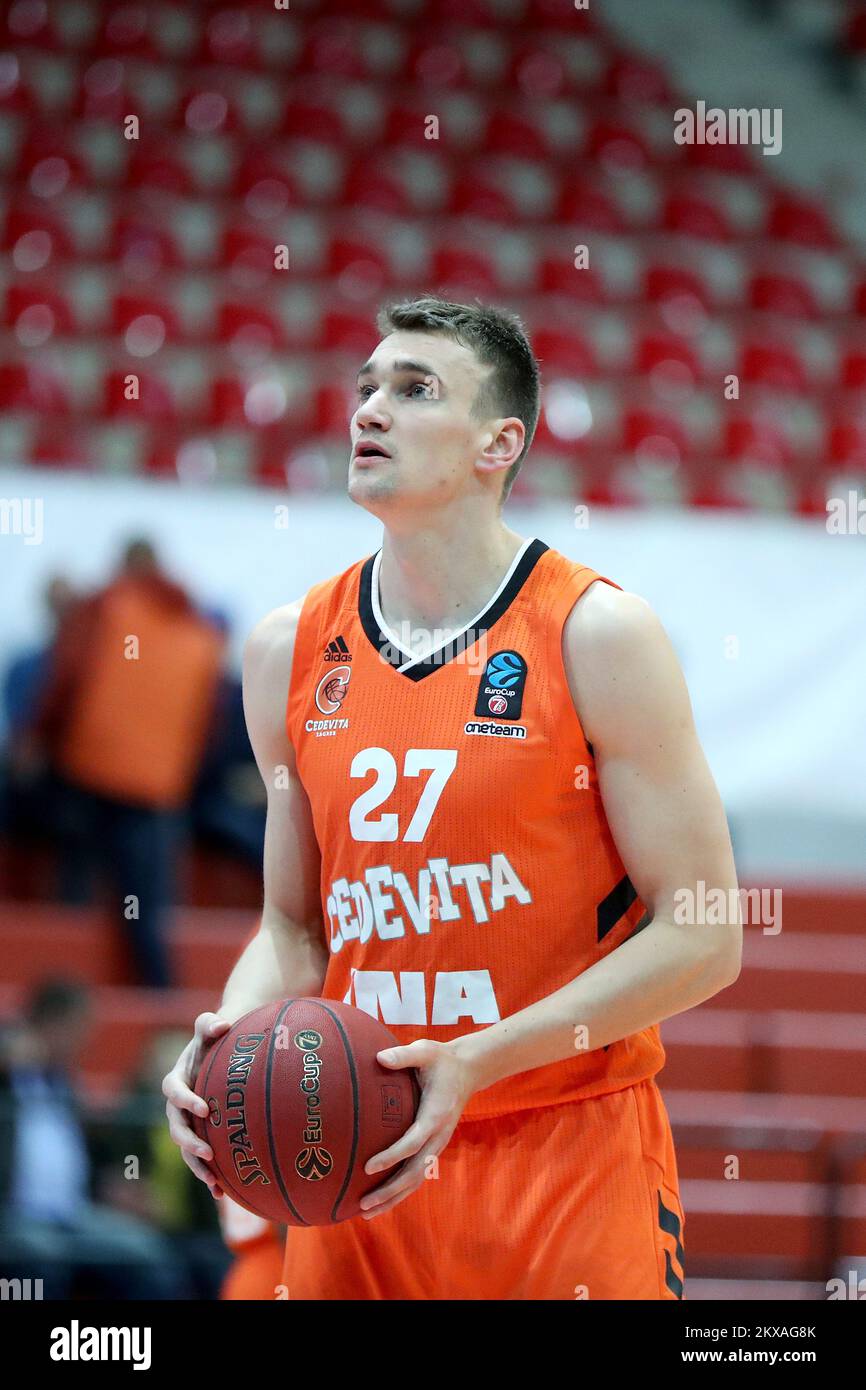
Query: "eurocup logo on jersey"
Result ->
[[474, 650, 527, 719]]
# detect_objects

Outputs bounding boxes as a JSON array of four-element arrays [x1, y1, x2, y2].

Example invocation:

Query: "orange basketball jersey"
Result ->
[[285, 537, 665, 1122]]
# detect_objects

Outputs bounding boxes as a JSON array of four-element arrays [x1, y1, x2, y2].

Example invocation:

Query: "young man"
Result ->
[[164, 297, 741, 1300]]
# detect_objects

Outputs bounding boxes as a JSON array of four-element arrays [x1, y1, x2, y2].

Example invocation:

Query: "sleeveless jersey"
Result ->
[[285, 537, 665, 1121]]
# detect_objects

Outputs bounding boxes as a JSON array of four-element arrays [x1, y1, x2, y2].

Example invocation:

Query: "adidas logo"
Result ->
[[323, 635, 352, 662]]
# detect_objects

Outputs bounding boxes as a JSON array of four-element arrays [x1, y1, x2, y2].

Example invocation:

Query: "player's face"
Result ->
[[348, 331, 493, 511]]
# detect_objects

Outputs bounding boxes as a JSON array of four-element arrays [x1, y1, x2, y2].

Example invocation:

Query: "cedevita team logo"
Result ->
[[315, 664, 351, 714]]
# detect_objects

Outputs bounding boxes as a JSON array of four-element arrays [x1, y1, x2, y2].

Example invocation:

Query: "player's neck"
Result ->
[[377, 520, 527, 636]]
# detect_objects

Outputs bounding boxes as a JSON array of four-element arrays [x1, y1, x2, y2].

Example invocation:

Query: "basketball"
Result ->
[[193, 998, 421, 1226]]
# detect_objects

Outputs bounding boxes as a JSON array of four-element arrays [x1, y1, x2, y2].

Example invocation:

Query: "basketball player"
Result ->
[[163, 297, 742, 1300]]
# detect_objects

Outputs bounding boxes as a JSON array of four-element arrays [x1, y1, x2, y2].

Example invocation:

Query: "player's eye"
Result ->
[[356, 380, 432, 399]]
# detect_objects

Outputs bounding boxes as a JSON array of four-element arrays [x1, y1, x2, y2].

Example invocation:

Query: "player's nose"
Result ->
[[354, 389, 391, 431]]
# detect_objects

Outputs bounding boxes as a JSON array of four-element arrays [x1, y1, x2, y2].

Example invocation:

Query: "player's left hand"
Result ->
[[359, 1039, 477, 1219]]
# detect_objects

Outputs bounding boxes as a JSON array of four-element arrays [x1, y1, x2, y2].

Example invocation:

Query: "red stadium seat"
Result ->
[[30, 424, 93, 470], [5, 284, 75, 340], [233, 154, 298, 210], [766, 191, 839, 249], [205, 377, 248, 428], [92, 5, 159, 60], [256, 433, 336, 489], [687, 469, 754, 511], [604, 54, 670, 103], [644, 263, 712, 312], [839, 346, 866, 390], [196, 7, 258, 68], [586, 119, 652, 171], [102, 369, 177, 422], [341, 158, 414, 216], [0, 360, 70, 413], [319, 310, 376, 354], [448, 170, 521, 222], [207, 377, 301, 430], [0, 55, 35, 113], [579, 460, 636, 508], [312, 0, 393, 14], [846, 8, 866, 52], [403, 35, 468, 88], [849, 277, 866, 317], [622, 408, 690, 463], [302, 18, 371, 80], [112, 293, 180, 343], [635, 333, 702, 386], [73, 58, 138, 122], [111, 216, 182, 273], [430, 247, 501, 296], [556, 177, 628, 231], [1, 0, 65, 48], [15, 129, 86, 189], [480, 110, 551, 161], [723, 413, 794, 467], [144, 429, 185, 478], [127, 141, 194, 195], [739, 340, 809, 393], [4, 205, 73, 263], [216, 301, 287, 353], [381, 101, 448, 150], [282, 98, 347, 145], [749, 271, 818, 319], [681, 139, 753, 174], [661, 190, 733, 241], [326, 238, 393, 295], [827, 418, 866, 469], [524, 0, 596, 31], [533, 328, 598, 377], [177, 85, 242, 136], [411, 0, 499, 21], [537, 253, 609, 302], [314, 383, 357, 437], [221, 225, 283, 278], [507, 41, 571, 99]]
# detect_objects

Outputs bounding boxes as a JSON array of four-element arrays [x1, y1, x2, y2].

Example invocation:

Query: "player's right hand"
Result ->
[[162, 1012, 231, 1198]]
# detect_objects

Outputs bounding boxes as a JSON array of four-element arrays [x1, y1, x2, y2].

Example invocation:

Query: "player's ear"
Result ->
[[476, 418, 524, 475]]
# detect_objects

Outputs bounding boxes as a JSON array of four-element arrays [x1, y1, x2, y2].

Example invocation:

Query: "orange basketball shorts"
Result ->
[[279, 1076, 685, 1300]]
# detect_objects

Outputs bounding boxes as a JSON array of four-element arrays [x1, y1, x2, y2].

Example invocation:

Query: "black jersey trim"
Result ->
[[357, 538, 550, 681]]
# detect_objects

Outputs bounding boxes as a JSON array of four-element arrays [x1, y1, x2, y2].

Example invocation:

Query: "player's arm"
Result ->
[[162, 598, 328, 1191], [220, 599, 328, 1019], [450, 582, 742, 1093]]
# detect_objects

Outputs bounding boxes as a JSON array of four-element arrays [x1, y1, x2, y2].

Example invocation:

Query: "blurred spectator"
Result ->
[[0, 979, 190, 1298], [25, 539, 226, 987], [1, 576, 78, 867], [191, 671, 266, 868], [92, 1031, 231, 1300], [3, 576, 78, 741]]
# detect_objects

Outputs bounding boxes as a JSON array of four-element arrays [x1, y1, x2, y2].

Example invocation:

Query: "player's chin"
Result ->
[[348, 469, 396, 502]]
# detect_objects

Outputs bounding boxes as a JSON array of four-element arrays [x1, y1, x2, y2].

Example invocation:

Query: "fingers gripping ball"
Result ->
[[193, 998, 421, 1225]]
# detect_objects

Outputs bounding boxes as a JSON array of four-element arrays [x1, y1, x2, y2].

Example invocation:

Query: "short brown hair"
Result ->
[[376, 295, 540, 505]]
